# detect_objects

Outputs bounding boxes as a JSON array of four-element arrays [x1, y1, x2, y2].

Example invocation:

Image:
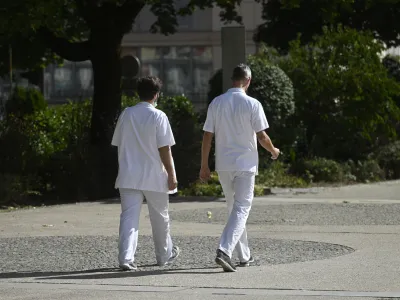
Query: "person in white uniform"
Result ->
[[112, 76, 180, 271], [200, 64, 280, 272]]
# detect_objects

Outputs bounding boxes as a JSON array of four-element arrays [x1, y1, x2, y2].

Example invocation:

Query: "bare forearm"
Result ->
[[159, 146, 175, 176], [201, 132, 213, 167], [257, 131, 275, 153]]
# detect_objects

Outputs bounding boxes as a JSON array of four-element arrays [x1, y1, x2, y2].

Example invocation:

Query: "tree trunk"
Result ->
[[87, 34, 123, 200], [90, 41, 122, 145]]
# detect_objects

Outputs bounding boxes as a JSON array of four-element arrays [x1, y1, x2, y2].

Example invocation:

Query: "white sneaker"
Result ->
[[159, 246, 181, 266], [119, 263, 138, 271]]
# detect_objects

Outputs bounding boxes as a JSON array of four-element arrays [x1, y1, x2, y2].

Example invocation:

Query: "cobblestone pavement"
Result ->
[[0, 236, 354, 275]]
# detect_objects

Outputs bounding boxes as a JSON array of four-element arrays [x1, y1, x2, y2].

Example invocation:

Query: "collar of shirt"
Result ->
[[227, 88, 245, 94], [138, 101, 154, 107]]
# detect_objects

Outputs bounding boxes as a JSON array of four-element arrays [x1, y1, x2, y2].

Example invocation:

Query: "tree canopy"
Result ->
[[255, 0, 400, 52], [0, 0, 244, 69], [279, 26, 400, 159]]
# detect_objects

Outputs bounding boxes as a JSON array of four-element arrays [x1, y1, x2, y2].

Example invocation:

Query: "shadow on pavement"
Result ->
[[0, 266, 222, 280], [101, 196, 224, 205]]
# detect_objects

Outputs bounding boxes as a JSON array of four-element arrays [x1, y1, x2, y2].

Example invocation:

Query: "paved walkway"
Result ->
[[1, 180, 400, 300]]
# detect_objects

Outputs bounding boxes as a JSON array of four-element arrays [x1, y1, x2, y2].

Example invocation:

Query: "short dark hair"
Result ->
[[136, 76, 163, 101], [231, 64, 252, 81]]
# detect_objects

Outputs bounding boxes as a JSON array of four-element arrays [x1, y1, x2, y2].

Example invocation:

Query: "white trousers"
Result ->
[[118, 188, 173, 266], [217, 171, 255, 262]]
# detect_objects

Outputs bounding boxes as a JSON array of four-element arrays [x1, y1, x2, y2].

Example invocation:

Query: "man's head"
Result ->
[[136, 76, 163, 102], [231, 64, 252, 91]]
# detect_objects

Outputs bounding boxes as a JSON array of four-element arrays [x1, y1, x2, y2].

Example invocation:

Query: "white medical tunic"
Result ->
[[203, 88, 269, 174], [111, 102, 176, 193]]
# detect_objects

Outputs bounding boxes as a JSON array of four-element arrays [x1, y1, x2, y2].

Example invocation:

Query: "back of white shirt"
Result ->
[[203, 88, 269, 173], [111, 102, 175, 193]]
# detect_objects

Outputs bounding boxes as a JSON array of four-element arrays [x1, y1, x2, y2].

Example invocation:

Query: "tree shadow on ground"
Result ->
[[0, 265, 223, 281]]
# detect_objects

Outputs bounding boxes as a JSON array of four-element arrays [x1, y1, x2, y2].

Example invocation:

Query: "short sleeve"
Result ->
[[111, 109, 126, 146], [203, 103, 215, 133], [156, 113, 176, 148], [251, 102, 269, 133]]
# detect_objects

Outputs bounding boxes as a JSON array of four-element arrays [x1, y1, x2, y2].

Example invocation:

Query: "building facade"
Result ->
[[43, 1, 263, 109]]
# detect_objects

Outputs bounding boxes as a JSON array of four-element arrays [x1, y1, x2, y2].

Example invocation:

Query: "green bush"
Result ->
[[180, 163, 308, 197], [158, 96, 202, 188], [0, 173, 42, 207], [346, 160, 384, 183], [40, 100, 93, 200], [280, 26, 400, 160], [180, 172, 267, 197], [290, 158, 348, 183], [0, 99, 93, 204], [256, 161, 308, 187], [5, 87, 47, 117], [377, 141, 400, 179], [382, 54, 400, 135]]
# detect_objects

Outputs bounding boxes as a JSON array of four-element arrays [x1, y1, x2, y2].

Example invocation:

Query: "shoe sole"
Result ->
[[238, 258, 255, 267], [119, 265, 137, 271], [215, 257, 237, 272]]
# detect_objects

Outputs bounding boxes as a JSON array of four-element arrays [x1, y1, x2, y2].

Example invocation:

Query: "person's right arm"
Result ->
[[158, 146, 177, 190], [199, 103, 215, 182]]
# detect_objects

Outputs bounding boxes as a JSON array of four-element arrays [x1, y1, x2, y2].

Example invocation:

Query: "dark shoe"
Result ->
[[215, 249, 237, 272], [238, 256, 254, 267]]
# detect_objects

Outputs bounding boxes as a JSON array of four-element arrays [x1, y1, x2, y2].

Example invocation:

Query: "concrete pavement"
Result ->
[[1, 180, 400, 299]]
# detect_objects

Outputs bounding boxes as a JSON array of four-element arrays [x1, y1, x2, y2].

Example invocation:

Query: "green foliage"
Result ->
[[0, 93, 204, 205], [256, 0, 400, 52], [376, 141, 400, 179], [0, 98, 93, 204], [247, 53, 296, 157], [5, 87, 47, 117], [180, 163, 308, 197], [346, 160, 385, 183], [0, 174, 40, 207], [158, 95, 203, 188], [256, 161, 308, 188], [246, 54, 295, 127], [280, 26, 400, 160], [121, 94, 140, 109], [290, 157, 386, 184], [290, 158, 348, 183], [180, 173, 224, 197]]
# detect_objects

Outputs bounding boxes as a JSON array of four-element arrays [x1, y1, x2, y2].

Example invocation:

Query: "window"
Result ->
[[44, 60, 93, 102], [137, 46, 213, 109]]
